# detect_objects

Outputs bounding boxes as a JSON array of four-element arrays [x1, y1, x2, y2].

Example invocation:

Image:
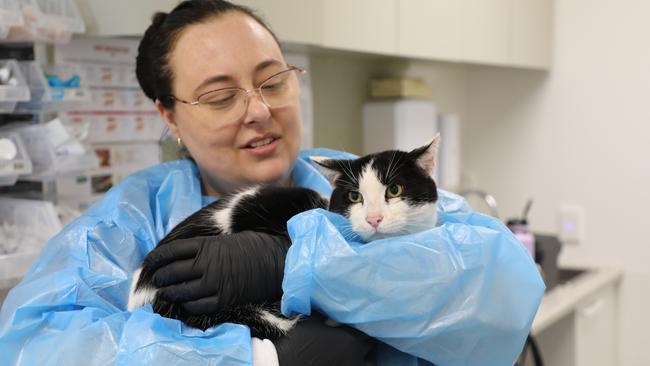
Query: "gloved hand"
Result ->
[[144, 230, 291, 314], [273, 312, 376, 366]]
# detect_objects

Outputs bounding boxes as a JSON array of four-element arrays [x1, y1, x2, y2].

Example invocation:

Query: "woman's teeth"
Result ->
[[249, 137, 274, 148]]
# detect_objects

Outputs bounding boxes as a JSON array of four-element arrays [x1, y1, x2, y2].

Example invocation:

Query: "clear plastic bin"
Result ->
[[44, 63, 92, 107], [0, 0, 24, 39], [14, 61, 52, 111], [0, 197, 62, 282], [0, 131, 33, 186], [10, 119, 98, 180], [71, 63, 139, 88], [0, 59, 31, 113], [4, 0, 44, 42], [15, 61, 91, 112], [5, 0, 85, 43], [61, 112, 165, 143], [86, 87, 156, 111], [35, 0, 85, 43]]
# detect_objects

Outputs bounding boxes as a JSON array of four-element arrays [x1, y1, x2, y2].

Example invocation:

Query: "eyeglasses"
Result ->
[[166, 65, 305, 124]]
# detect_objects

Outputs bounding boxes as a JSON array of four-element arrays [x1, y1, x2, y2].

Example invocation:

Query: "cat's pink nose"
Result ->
[[366, 216, 383, 228]]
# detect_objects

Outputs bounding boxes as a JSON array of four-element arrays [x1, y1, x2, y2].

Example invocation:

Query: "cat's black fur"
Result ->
[[132, 187, 326, 339], [324, 146, 438, 216], [130, 139, 439, 340]]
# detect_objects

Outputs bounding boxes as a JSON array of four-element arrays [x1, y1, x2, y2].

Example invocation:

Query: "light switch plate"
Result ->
[[558, 205, 584, 244]]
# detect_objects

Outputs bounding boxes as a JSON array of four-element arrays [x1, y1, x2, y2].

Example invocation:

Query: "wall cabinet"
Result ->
[[574, 284, 617, 366], [234, 0, 323, 46], [75, 0, 181, 36], [460, 0, 511, 65], [321, 0, 397, 55], [397, 0, 462, 62], [511, 0, 553, 68], [530, 270, 621, 366], [398, 0, 552, 68], [76, 0, 552, 69]]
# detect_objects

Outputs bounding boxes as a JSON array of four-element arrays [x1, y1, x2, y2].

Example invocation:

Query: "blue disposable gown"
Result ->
[[0, 149, 544, 366]]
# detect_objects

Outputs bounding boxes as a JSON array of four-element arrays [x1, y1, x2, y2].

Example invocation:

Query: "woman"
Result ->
[[0, 1, 543, 365]]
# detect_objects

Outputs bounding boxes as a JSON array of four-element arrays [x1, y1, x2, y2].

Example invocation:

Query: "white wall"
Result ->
[[462, 0, 650, 364], [310, 53, 467, 155]]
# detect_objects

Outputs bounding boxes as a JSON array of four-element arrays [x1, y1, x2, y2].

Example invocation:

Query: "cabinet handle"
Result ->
[[580, 298, 605, 318]]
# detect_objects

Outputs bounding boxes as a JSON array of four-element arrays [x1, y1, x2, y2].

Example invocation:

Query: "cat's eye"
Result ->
[[386, 184, 403, 198], [347, 191, 363, 203]]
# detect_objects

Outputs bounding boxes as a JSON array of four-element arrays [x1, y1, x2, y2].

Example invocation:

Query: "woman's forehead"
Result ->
[[169, 12, 283, 92]]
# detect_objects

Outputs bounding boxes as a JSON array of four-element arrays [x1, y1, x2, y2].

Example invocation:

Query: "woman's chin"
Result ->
[[247, 162, 292, 186]]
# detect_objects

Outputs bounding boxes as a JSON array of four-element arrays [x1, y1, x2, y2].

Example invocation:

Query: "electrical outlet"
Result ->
[[558, 205, 584, 244]]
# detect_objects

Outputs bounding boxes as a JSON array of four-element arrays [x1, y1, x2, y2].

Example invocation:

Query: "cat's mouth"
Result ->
[[357, 226, 394, 242]]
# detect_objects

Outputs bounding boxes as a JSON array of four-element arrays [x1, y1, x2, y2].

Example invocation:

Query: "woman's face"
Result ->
[[160, 12, 302, 196]]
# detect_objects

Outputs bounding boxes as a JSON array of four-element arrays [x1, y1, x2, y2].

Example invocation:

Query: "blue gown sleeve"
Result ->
[[0, 161, 254, 366], [281, 189, 545, 366]]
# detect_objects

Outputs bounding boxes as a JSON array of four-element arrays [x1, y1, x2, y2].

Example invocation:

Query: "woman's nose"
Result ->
[[242, 90, 271, 125]]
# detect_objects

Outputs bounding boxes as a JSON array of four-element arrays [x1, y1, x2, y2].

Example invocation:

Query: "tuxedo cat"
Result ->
[[128, 135, 440, 340]]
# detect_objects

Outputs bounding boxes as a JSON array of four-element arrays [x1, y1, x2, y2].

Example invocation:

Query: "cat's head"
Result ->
[[312, 135, 440, 242]]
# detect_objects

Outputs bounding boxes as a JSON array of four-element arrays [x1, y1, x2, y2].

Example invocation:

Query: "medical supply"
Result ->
[[0, 132, 32, 186], [369, 78, 432, 99], [0, 59, 31, 113]]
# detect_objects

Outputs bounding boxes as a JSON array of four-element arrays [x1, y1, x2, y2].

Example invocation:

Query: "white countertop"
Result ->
[[531, 267, 623, 335]]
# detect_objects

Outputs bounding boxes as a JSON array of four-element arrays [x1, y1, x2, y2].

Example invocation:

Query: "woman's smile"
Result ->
[[242, 134, 280, 156]]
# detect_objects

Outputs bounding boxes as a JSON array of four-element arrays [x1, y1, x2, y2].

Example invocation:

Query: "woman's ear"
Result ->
[[156, 99, 180, 139]]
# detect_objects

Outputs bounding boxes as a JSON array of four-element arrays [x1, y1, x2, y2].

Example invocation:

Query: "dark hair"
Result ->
[[136, 0, 278, 109]]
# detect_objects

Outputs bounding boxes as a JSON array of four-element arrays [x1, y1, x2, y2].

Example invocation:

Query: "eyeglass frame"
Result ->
[[163, 65, 306, 110]]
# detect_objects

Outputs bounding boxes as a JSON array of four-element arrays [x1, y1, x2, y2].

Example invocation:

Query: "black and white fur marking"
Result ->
[[128, 135, 440, 339]]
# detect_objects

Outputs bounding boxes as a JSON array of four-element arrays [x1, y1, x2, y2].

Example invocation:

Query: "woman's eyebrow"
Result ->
[[194, 74, 233, 94], [254, 59, 282, 73], [193, 59, 283, 94]]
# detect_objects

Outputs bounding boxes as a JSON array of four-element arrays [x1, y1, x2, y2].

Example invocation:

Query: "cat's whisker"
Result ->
[[346, 160, 360, 185], [385, 150, 402, 182]]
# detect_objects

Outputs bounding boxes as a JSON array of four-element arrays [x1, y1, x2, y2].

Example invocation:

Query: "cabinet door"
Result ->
[[575, 284, 617, 366], [321, 0, 397, 55], [76, 0, 181, 36], [460, 0, 510, 65], [510, 0, 552, 68], [233, 0, 322, 45], [397, 0, 461, 61]]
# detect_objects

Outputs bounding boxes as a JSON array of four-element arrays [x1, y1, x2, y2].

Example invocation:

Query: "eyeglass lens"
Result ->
[[196, 68, 300, 123]]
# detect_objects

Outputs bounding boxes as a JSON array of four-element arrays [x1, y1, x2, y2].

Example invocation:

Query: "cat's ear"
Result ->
[[410, 133, 440, 175], [310, 156, 342, 187]]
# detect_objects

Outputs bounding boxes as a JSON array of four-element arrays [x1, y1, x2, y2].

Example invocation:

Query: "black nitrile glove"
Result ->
[[274, 312, 376, 366], [144, 231, 291, 314]]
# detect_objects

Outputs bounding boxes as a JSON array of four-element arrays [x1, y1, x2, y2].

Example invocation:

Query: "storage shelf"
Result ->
[[2, 0, 85, 44], [0, 59, 31, 114], [0, 131, 32, 186], [15, 61, 92, 112]]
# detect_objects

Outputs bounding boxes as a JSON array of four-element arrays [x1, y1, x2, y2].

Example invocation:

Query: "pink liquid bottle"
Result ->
[[507, 199, 535, 260]]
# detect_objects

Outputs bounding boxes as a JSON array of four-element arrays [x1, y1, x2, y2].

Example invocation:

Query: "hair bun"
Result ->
[[152, 12, 168, 28]]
